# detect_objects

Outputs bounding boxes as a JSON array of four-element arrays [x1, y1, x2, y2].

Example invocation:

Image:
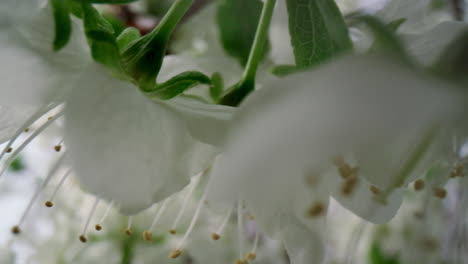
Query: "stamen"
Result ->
[[0, 104, 58, 162], [23, 128, 30, 133], [95, 201, 114, 231], [450, 164, 464, 178], [246, 231, 259, 261], [45, 169, 71, 208], [433, 187, 447, 199], [237, 201, 245, 262], [79, 196, 100, 243], [414, 179, 425, 191], [125, 216, 133, 236], [12, 154, 65, 234], [143, 198, 170, 241], [54, 138, 64, 152], [169, 176, 200, 235], [341, 175, 358, 196], [369, 185, 381, 195], [0, 111, 64, 180], [212, 205, 234, 241], [170, 184, 209, 259], [307, 201, 326, 217]]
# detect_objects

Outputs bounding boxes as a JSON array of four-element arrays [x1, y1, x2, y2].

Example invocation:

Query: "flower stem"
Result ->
[[242, 0, 276, 83], [156, 0, 193, 39], [220, 0, 276, 106]]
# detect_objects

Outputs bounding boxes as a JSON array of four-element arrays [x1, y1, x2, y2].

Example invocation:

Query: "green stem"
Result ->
[[242, 0, 276, 83], [156, 0, 193, 39], [220, 0, 276, 106]]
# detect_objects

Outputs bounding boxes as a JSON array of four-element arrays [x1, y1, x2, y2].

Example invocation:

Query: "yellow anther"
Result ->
[[44, 201, 54, 208], [24, 128, 30, 133], [341, 176, 358, 196], [54, 145, 62, 152], [450, 164, 464, 178], [211, 233, 221, 240], [125, 229, 133, 236], [95, 224, 102, 231], [169, 249, 182, 259], [6, 147, 12, 153], [11, 226, 21, 235], [247, 214, 255, 221], [307, 201, 326, 217], [369, 185, 381, 195], [143, 231, 153, 241], [246, 252, 257, 261], [235, 260, 248, 264], [433, 187, 447, 199], [79, 235, 87, 243], [169, 229, 176, 235], [414, 179, 425, 191]]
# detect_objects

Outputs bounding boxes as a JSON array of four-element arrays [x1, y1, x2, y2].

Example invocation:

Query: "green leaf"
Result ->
[[117, 27, 141, 51], [286, 0, 352, 68], [355, 16, 412, 64], [103, 13, 127, 36], [81, 3, 122, 71], [145, 71, 211, 100], [51, 0, 72, 51], [210, 72, 224, 102], [121, 0, 193, 89], [217, 0, 269, 67], [271, 64, 300, 77], [369, 242, 400, 264]]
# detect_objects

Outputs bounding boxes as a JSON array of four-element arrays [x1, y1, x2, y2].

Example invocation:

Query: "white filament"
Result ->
[[48, 169, 71, 202], [0, 104, 58, 162], [149, 198, 170, 231], [176, 185, 209, 249], [17, 154, 65, 226], [98, 201, 114, 225], [0, 110, 64, 179], [127, 216, 133, 230], [216, 205, 234, 235], [171, 176, 200, 231], [82, 196, 100, 236], [252, 229, 260, 253], [237, 201, 245, 260]]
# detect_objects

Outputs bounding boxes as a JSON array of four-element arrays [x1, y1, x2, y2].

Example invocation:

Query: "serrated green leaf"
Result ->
[[356, 16, 412, 64], [210, 72, 224, 102], [117, 27, 141, 51], [286, 0, 352, 68], [51, 0, 72, 51], [81, 3, 122, 71], [145, 71, 211, 100], [217, 0, 269, 67]]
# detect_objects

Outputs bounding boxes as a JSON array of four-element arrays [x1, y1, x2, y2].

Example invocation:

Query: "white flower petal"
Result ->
[[209, 55, 463, 225], [0, 106, 36, 144], [166, 96, 234, 146], [404, 21, 467, 65], [64, 64, 218, 215], [327, 167, 404, 224], [0, 4, 88, 105]]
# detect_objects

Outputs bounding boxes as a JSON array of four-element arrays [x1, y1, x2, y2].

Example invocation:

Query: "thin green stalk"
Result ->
[[242, 0, 276, 83], [156, 0, 193, 39]]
